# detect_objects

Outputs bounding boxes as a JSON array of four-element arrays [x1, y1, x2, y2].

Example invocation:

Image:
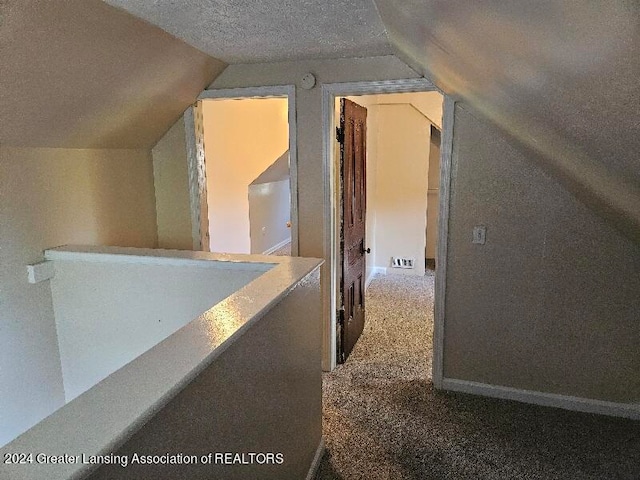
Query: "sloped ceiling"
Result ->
[[3, 0, 637, 238], [251, 150, 290, 185], [373, 92, 443, 129], [102, 0, 393, 63], [375, 0, 640, 240], [0, 0, 226, 149]]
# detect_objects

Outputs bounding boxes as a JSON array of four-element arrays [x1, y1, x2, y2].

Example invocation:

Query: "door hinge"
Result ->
[[337, 306, 345, 364], [336, 126, 344, 144]]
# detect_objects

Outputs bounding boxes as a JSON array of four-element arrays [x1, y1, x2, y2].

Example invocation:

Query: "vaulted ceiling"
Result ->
[[103, 0, 394, 63], [374, 0, 640, 239], [0, 0, 225, 149], [4, 0, 638, 155], [3, 0, 639, 238], [99, 0, 639, 185], [376, 0, 640, 179]]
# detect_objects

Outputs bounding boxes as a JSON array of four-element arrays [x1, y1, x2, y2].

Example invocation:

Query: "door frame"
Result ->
[[188, 85, 299, 255], [184, 104, 208, 251], [322, 79, 455, 387]]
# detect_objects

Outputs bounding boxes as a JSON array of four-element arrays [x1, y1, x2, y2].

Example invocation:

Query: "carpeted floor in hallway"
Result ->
[[315, 273, 640, 480]]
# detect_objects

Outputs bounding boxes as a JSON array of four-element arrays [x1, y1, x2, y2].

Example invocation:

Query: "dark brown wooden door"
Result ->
[[338, 98, 367, 363]]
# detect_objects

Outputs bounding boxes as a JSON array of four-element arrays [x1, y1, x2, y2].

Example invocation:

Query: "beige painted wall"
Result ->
[[203, 98, 289, 254], [444, 104, 640, 403], [371, 104, 430, 276], [152, 116, 194, 250], [0, 146, 158, 446], [1, 0, 225, 149]]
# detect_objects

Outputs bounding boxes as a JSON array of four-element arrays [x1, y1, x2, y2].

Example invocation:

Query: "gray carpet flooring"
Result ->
[[315, 273, 640, 480]]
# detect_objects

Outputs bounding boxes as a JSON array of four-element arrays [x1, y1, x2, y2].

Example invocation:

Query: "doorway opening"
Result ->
[[335, 91, 443, 364], [194, 86, 298, 257], [323, 79, 453, 385]]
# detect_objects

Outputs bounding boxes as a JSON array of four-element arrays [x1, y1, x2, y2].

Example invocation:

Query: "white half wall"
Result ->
[[50, 258, 267, 402]]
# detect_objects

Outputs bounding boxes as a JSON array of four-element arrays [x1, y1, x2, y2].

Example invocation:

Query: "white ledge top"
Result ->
[[2, 245, 323, 480], [44, 245, 279, 270]]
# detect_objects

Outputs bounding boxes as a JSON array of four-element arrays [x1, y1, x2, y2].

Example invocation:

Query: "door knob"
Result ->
[[361, 245, 371, 255]]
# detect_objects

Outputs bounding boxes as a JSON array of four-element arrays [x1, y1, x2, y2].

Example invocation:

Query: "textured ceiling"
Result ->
[[1, 0, 226, 149], [102, 0, 393, 63]]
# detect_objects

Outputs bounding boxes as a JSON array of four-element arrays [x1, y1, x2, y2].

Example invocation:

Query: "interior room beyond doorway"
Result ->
[[339, 91, 444, 285], [201, 97, 292, 255]]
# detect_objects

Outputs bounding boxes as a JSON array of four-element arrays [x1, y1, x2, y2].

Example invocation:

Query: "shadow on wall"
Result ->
[[249, 150, 291, 255]]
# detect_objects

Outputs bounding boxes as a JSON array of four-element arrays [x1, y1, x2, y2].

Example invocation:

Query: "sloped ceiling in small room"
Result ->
[[375, 0, 640, 241], [0, 0, 226, 149], [101, 0, 393, 63]]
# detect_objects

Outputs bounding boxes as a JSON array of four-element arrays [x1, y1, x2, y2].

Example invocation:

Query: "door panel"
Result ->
[[339, 98, 367, 363]]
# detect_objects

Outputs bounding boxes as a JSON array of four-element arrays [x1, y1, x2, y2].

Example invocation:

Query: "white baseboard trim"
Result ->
[[262, 237, 291, 255], [365, 267, 386, 289], [305, 436, 325, 480], [441, 378, 640, 420]]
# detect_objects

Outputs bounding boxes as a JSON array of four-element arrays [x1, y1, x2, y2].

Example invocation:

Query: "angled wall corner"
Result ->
[[443, 103, 640, 405], [374, 0, 640, 244], [1, 0, 227, 149]]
